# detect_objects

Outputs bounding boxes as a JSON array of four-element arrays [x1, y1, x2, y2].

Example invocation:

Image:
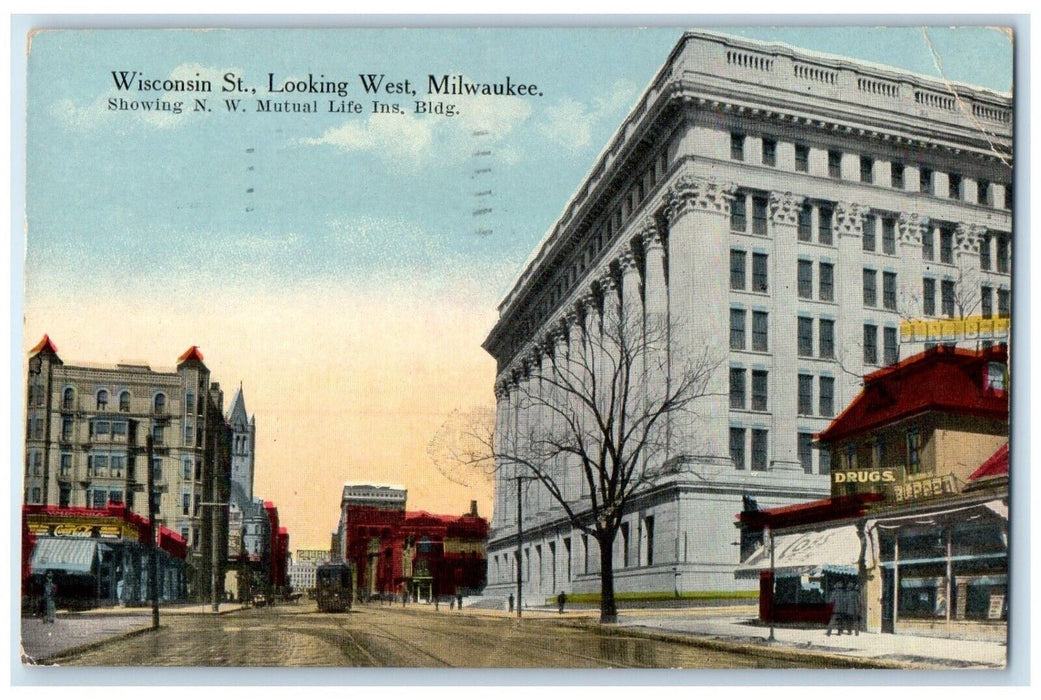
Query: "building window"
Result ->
[[643, 516, 655, 566], [979, 231, 992, 270], [752, 253, 768, 293], [906, 426, 921, 475], [152, 457, 162, 481], [730, 249, 746, 290], [96, 389, 108, 411], [183, 456, 192, 479], [940, 226, 954, 264], [59, 484, 71, 507], [62, 387, 75, 410], [891, 162, 905, 189], [752, 196, 768, 235], [119, 390, 130, 412], [923, 278, 936, 316], [827, 150, 841, 178], [819, 449, 831, 475], [798, 317, 814, 357], [182, 492, 191, 516], [751, 370, 768, 412], [185, 392, 195, 414], [730, 193, 747, 231], [941, 279, 956, 318], [1004, 185, 1012, 210], [920, 167, 933, 195], [795, 144, 809, 172], [151, 423, 164, 446], [860, 156, 873, 183], [60, 452, 72, 477], [819, 263, 834, 302], [818, 205, 833, 245], [153, 393, 166, 414], [998, 289, 1010, 319], [730, 428, 746, 470], [883, 272, 897, 310], [731, 133, 745, 161], [184, 421, 193, 444], [752, 311, 768, 352], [798, 433, 814, 474], [110, 454, 125, 478], [880, 327, 897, 367], [862, 214, 876, 251], [194, 494, 201, 517], [922, 226, 935, 261], [996, 233, 1010, 273], [863, 324, 878, 365], [797, 203, 813, 241], [729, 368, 746, 410], [797, 260, 813, 299], [882, 218, 896, 255], [981, 285, 993, 317], [762, 137, 777, 166], [978, 179, 990, 206], [863, 269, 877, 307], [819, 376, 835, 417], [798, 374, 814, 415], [730, 308, 746, 350], [949, 173, 962, 200], [751, 430, 768, 471], [819, 319, 835, 359], [61, 417, 72, 441]]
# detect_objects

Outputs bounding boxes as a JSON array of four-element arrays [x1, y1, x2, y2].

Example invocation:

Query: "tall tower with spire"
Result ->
[[226, 384, 256, 510]]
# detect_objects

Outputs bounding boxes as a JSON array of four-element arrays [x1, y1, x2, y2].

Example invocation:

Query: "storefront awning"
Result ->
[[735, 525, 869, 579], [30, 537, 99, 574]]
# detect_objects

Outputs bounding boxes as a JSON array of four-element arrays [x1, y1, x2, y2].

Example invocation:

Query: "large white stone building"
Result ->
[[482, 31, 1012, 601]]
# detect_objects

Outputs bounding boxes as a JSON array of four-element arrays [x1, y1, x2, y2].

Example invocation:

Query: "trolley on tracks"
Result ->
[[315, 561, 353, 612]]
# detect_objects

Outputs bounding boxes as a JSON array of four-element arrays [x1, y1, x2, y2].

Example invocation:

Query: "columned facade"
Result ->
[[482, 31, 1012, 602]]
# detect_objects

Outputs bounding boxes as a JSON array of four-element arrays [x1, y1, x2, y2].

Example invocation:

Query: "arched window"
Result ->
[[153, 392, 166, 414], [96, 389, 108, 410], [62, 387, 75, 410], [119, 391, 130, 412]]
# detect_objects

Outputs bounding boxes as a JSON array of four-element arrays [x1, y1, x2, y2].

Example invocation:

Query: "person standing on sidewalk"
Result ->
[[825, 581, 844, 636], [43, 573, 57, 624], [557, 591, 566, 614]]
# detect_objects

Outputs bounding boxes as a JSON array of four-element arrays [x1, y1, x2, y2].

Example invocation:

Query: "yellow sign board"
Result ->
[[900, 316, 1009, 344]]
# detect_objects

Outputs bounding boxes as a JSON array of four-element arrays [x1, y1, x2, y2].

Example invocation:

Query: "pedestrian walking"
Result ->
[[434, 595, 439, 610], [825, 581, 844, 636], [456, 592, 463, 610], [43, 572, 57, 624], [557, 591, 566, 614], [845, 583, 861, 636], [508, 593, 514, 613]]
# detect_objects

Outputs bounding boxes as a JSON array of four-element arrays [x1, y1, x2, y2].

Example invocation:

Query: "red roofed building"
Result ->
[[736, 346, 1009, 640], [336, 484, 488, 603]]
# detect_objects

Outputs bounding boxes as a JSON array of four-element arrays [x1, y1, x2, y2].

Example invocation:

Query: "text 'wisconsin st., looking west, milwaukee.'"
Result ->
[[107, 71, 543, 117]]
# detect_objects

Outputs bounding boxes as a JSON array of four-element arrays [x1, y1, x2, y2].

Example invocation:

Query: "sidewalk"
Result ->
[[612, 607, 1007, 669], [19, 602, 249, 664]]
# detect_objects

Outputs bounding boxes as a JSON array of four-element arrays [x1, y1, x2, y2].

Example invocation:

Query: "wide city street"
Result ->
[[51, 601, 855, 668]]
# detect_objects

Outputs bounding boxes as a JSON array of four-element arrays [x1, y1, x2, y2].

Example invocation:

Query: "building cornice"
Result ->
[[486, 31, 1012, 367]]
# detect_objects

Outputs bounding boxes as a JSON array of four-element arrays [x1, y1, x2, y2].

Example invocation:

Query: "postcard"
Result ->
[[16, 23, 1014, 675]]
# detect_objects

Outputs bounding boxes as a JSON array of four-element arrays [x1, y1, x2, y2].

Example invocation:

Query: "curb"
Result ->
[[557, 618, 924, 670], [25, 624, 158, 666]]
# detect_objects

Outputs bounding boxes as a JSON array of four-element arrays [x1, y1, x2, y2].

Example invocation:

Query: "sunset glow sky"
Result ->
[[21, 26, 1012, 549]]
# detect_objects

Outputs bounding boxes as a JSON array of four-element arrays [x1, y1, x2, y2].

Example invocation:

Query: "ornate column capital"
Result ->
[[618, 250, 639, 275], [662, 174, 736, 224], [897, 212, 930, 245], [833, 202, 864, 237], [768, 191, 805, 226], [639, 217, 664, 250], [598, 268, 620, 293], [955, 222, 987, 254]]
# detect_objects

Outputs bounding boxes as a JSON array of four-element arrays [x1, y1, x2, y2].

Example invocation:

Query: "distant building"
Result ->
[[24, 336, 231, 602], [335, 484, 488, 601]]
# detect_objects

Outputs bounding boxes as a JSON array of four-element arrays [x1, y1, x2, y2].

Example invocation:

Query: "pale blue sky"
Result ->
[[26, 26, 1013, 307]]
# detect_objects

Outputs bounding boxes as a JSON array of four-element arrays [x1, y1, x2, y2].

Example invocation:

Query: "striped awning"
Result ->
[[30, 537, 99, 574]]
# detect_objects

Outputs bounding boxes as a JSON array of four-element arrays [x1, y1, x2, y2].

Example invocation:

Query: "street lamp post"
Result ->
[[145, 434, 160, 630]]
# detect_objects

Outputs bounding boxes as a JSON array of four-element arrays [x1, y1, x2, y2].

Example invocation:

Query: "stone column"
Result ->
[[897, 213, 929, 361], [493, 382, 508, 530], [598, 268, 622, 435], [575, 294, 600, 502], [834, 202, 865, 406], [619, 248, 644, 430], [955, 223, 986, 318], [768, 191, 805, 472], [662, 173, 734, 462], [637, 218, 670, 456], [551, 324, 570, 514]]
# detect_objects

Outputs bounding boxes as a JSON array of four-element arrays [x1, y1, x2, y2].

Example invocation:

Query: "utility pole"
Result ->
[[146, 434, 160, 630]]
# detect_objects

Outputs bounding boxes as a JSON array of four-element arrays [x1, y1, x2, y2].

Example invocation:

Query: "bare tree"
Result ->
[[432, 292, 721, 624]]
